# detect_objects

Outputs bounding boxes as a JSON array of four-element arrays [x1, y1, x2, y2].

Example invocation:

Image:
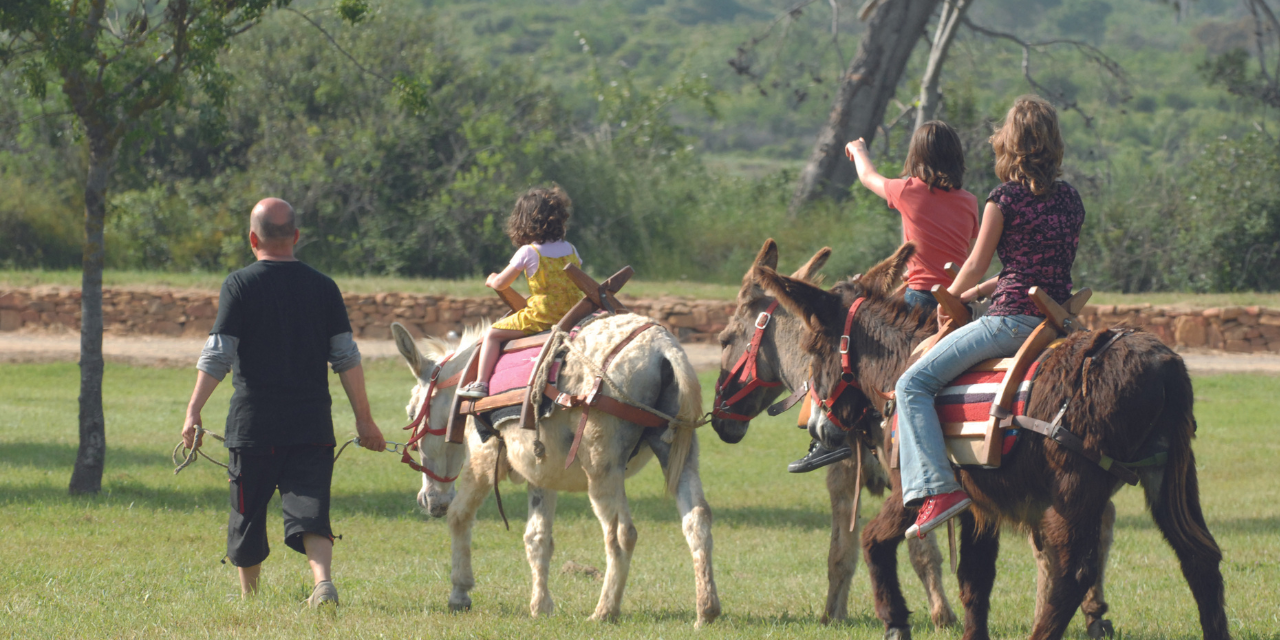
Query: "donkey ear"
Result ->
[[790, 246, 832, 283], [861, 242, 917, 296], [754, 238, 780, 271], [391, 322, 423, 377], [754, 265, 844, 335]]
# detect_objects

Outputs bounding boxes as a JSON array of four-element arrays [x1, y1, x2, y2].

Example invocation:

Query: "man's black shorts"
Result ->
[[226, 445, 334, 567]]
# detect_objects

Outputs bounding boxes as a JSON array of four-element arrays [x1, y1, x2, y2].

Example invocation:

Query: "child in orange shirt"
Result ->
[[789, 121, 979, 473]]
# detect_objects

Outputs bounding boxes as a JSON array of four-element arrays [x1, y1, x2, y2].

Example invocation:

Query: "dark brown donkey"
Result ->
[[755, 243, 1229, 640], [715, 240, 1119, 636], [710, 240, 956, 627]]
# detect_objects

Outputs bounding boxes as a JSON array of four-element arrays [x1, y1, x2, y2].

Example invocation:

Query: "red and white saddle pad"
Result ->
[[893, 348, 1054, 465]]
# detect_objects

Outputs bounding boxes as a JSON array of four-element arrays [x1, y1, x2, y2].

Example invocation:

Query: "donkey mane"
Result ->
[[422, 319, 492, 361]]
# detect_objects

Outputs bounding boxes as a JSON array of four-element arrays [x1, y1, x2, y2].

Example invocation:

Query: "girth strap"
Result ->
[[991, 404, 1139, 486], [563, 322, 662, 469]]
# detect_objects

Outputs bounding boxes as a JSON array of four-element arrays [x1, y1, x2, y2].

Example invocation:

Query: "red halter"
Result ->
[[808, 297, 868, 431], [712, 301, 785, 421], [400, 351, 460, 482]]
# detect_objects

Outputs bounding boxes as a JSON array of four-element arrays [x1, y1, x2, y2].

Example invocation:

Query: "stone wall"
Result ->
[[2, 286, 1277, 353], [1078, 304, 1280, 353], [0, 287, 735, 343]]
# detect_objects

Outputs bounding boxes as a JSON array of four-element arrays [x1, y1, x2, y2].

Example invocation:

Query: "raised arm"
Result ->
[[844, 138, 889, 200]]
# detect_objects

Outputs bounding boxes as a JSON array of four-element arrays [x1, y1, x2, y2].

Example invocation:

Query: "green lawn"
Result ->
[[6, 268, 1280, 308], [0, 362, 1276, 639]]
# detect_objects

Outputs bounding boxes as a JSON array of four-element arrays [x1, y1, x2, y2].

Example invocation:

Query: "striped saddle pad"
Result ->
[[894, 351, 1051, 463]]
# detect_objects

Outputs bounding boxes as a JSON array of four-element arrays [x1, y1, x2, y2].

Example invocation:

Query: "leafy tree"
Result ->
[[0, 0, 300, 494]]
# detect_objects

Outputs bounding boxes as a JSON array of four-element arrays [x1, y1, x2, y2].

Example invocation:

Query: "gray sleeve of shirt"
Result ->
[[196, 334, 238, 381], [329, 331, 362, 374]]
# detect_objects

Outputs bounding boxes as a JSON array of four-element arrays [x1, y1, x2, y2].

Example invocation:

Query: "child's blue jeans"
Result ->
[[894, 313, 1042, 506]]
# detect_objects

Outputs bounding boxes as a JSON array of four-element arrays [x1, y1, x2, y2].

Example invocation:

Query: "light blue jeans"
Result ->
[[902, 287, 939, 313], [895, 313, 1042, 505]]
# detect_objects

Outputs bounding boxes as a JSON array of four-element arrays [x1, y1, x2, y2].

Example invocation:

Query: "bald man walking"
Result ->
[[181, 198, 385, 606]]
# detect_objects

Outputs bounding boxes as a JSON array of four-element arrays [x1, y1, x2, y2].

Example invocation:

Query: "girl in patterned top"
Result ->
[[896, 95, 1087, 539], [458, 186, 583, 399]]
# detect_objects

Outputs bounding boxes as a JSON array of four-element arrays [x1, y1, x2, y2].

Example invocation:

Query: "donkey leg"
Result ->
[[669, 436, 720, 627], [446, 459, 493, 612], [1030, 506, 1104, 640], [586, 467, 636, 622], [956, 511, 999, 640], [1141, 464, 1230, 640], [908, 531, 957, 628], [862, 482, 917, 639], [524, 486, 558, 617], [1080, 500, 1116, 639], [823, 458, 859, 624]]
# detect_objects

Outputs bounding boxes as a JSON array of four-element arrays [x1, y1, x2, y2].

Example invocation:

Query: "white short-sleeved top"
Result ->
[[509, 240, 581, 277]]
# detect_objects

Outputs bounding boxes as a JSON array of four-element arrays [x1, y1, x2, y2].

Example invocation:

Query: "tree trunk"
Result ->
[[915, 0, 971, 130], [68, 139, 112, 495], [790, 0, 941, 215]]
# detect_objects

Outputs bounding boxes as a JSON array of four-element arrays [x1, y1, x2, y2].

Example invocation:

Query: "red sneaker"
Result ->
[[905, 490, 972, 539]]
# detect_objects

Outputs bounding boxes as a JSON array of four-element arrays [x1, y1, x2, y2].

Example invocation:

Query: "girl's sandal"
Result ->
[[457, 381, 489, 399]]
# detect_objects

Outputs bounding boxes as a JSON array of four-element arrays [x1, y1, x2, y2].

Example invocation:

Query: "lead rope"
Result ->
[[172, 427, 228, 474], [948, 520, 957, 574], [849, 437, 862, 533], [493, 437, 510, 530]]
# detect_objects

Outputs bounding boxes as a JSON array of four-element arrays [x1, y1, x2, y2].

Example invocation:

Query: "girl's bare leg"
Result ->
[[476, 328, 527, 383]]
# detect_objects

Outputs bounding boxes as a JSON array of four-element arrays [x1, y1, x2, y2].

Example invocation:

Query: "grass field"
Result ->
[[5, 268, 1280, 308], [1, 361, 1277, 639]]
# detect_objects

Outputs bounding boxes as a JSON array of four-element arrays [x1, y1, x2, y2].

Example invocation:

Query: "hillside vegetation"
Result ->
[[2, 0, 1278, 291]]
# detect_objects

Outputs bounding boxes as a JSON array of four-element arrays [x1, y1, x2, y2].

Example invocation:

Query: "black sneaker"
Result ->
[[788, 439, 853, 473]]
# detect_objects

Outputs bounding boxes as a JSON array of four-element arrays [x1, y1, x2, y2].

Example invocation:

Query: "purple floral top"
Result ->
[[986, 181, 1085, 317]]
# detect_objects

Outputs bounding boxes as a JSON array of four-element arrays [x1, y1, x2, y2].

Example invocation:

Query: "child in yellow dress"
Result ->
[[458, 186, 583, 399]]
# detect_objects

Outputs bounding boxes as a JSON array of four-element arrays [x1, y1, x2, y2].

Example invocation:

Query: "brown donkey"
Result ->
[[710, 240, 957, 627], [715, 240, 1119, 636], [756, 243, 1229, 640]]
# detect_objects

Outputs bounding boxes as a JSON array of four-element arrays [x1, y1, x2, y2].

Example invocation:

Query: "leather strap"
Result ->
[[1082, 329, 1134, 397], [991, 404, 1139, 486], [713, 301, 785, 421], [400, 351, 461, 481], [564, 378, 603, 469], [766, 382, 808, 416], [809, 296, 871, 432], [493, 438, 510, 530]]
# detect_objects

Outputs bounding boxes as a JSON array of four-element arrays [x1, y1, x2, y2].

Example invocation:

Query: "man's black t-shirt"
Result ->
[[211, 260, 352, 447]]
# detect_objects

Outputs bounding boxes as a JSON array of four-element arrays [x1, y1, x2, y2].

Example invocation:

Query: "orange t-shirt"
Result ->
[[884, 177, 979, 289]]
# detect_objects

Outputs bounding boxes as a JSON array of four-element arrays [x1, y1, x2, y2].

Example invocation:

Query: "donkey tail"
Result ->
[[1147, 362, 1221, 563], [658, 332, 704, 496]]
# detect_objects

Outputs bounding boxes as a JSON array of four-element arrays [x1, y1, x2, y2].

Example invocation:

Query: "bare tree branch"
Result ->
[[285, 7, 398, 88], [961, 17, 1128, 129]]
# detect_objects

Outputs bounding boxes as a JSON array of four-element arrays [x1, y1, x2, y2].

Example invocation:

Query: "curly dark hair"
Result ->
[[505, 185, 572, 246], [901, 120, 966, 191]]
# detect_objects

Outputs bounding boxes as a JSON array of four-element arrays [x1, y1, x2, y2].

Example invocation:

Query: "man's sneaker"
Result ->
[[905, 490, 972, 539], [788, 439, 853, 473], [457, 382, 489, 399], [308, 580, 339, 608]]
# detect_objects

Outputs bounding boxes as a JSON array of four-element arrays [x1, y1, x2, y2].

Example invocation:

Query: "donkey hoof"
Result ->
[[885, 627, 912, 640], [448, 595, 472, 612], [1087, 619, 1115, 639]]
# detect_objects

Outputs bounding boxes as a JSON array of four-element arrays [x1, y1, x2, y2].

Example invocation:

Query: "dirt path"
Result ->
[[1, 334, 1276, 375]]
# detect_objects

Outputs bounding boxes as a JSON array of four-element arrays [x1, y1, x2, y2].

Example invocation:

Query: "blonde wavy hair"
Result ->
[[990, 95, 1064, 197]]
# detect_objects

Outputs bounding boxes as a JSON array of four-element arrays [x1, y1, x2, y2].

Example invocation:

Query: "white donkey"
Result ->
[[391, 315, 720, 626]]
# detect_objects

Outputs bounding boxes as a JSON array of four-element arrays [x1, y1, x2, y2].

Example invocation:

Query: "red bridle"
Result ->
[[808, 297, 869, 431], [400, 352, 460, 483], [712, 301, 786, 421]]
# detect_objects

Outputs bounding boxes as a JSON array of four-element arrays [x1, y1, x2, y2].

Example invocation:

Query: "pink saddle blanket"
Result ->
[[488, 339, 547, 396]]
